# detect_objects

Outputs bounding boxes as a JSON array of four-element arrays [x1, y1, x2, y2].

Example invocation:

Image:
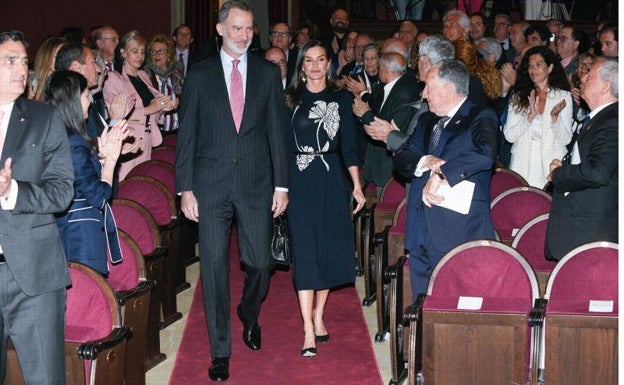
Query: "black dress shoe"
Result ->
[[208, 357, 229, 382], [315, 333, 330, 343], [237, 305, 261, 350]]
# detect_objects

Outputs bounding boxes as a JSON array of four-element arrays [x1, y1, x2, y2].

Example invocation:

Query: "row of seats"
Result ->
[[353, 167, 617, 385], [4, 135, 195, 385]]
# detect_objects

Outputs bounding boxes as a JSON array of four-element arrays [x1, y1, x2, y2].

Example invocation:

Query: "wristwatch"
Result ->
[[434, 169, 446, 180]]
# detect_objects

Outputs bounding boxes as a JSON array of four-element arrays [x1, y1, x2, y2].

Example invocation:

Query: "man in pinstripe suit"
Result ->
[[175, 1, 289, 381]]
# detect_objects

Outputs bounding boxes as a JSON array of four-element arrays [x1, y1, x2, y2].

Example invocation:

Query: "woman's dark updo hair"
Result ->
[[43, 70, 96, 151]]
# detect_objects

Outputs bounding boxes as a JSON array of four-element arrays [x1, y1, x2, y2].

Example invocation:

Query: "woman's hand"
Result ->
[[527, 89, 539, 123], [98, 119, 129, 164], [146, 95, 173, 115], [352, 186, 365, 214], [550, 99, 566, 124]]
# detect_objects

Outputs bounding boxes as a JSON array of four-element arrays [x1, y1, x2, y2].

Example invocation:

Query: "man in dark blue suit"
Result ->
[[176, 1, 289, 382], [394, 60, 498, 298]]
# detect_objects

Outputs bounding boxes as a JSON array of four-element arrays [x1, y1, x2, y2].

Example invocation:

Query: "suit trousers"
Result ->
[[0, 263, 66, 385], [409, 245, 444, 298], [198, 194, 272, 358]]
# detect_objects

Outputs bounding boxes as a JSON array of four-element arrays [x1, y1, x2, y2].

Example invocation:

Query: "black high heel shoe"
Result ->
[[301, 347, 317, 357], [315, 333, 330, 343]]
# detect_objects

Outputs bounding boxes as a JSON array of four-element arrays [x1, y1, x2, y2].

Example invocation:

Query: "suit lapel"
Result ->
[[214, 56, 238, 133], [239, 54, 260, 134], [2, 98, 29, 162], [436, 99, 472, 153]]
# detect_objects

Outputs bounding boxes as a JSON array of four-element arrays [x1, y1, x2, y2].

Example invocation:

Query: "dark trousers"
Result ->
[[198, 196, 272, 358], [0, 263, 66, 385]]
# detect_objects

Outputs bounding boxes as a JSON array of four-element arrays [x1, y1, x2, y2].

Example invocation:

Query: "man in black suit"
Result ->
[[268, 22, 298, 86], [546, 58, 618, 260], [353, 51, 419, 189], [173, 24, 202, 75], [0, 30, 74, 385], [175, 1, 289, 382]]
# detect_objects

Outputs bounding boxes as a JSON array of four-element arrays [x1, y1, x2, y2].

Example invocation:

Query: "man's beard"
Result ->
[[222, 36, 252, 56], [333, 23, 347, 34]]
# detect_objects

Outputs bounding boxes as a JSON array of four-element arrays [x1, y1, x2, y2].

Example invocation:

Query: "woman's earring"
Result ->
[[302, 73, 307, 83]]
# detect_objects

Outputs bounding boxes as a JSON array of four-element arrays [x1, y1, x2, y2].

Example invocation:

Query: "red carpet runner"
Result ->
[[169, 241, 383, 385]]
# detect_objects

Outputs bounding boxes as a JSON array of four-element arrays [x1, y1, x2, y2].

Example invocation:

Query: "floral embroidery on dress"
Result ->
[[293, 100, 340, 172]]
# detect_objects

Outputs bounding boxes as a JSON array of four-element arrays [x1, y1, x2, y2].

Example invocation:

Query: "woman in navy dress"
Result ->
[[43, 70, 129, 275], [285, 40, 366, 357]]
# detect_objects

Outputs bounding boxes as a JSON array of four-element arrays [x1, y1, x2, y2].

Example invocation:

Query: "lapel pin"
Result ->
[[20, 117, 26, 122]]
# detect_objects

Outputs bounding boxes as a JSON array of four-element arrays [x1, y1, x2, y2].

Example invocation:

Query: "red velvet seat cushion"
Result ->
[[111, 202, 158, 255], [66, 267, 114, 343], [107, 235, 140, 291], [117, 179, 173, 226]]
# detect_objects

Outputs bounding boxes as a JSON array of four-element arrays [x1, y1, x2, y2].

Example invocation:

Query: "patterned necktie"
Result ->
[[179, 53, 185, 74], [429, 116, 450, 153], [230, 59, 244, 132], [105, 61, 113, 73], [577, 114, 591, 135]]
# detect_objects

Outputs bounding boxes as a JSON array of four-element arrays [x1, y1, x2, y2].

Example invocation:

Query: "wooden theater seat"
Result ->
[[404, 240, 540, 385]]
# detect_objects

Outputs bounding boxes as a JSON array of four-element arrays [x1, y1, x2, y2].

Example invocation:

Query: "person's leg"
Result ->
[[409, 246, 432, 298], [198, 201, 234, 358], [313, 289, 330, 337], [3, 281, 66, 385], [298, 290, 316, 351], [235, 203, 272, 325]]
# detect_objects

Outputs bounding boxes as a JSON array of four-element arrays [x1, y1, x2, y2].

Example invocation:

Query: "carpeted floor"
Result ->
[[169, 247, 384, 385]]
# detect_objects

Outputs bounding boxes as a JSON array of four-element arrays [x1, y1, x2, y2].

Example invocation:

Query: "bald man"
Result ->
[[352, 50, 419, 189]]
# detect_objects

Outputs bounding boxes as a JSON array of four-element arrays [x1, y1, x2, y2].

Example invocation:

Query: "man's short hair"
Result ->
[[0, 30, 28, 48], [172, 24, 192, 37], [379, 52, 406, 74], [443, 10, 471, 30], [419, 35, 455, 65], [477, 37, 503, 61], [218, 0, 253, 24], [600, 22, 618, 42], [596, 58, 619, 98], [55, 42, 87, 71], [524, 25, 550, 45], [435, 59, 469, 96]]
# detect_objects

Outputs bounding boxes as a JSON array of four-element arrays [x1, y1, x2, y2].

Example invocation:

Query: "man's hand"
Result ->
[[364, 117, 397, 143], [352, 96, 371, 118], [0, 158, 13, 199], [422, 172, 447, 208], [547, 158, 562, 182], [345, 75, 367, 96], [421, 156, 446, 172], [181, 191, 199, 222], [272, 191, 289, 218]]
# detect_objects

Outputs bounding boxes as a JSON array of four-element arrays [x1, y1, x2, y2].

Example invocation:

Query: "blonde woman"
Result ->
[[103, 30, 178, 179]]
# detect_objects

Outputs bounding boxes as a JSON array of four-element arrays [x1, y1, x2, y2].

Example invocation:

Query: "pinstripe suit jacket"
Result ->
[[175, 52, 289, 210]]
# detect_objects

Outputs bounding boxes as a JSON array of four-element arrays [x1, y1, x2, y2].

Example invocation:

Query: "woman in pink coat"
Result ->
[[103, 30, 178, 180]]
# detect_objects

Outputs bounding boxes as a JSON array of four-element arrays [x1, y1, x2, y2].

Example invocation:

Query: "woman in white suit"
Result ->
[[103, 30, 178, 180], [504, 45, 573, 188]]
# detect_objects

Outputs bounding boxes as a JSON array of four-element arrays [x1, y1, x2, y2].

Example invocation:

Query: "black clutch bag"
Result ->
[[271, 214, 291, 265]]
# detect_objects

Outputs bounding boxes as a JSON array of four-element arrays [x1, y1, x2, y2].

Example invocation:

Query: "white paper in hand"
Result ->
[[434, 180, 475, 215]]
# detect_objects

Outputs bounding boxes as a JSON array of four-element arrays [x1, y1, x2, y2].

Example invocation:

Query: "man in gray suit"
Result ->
[[0, 30, 74, 385], [176, 1, 289, 381]]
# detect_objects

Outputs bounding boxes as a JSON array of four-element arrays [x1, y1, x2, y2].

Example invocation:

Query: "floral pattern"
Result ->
[[294, 100, 341, 172]]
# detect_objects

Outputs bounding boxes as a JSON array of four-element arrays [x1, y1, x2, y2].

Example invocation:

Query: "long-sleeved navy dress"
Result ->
[[287, 87, 359, 290]]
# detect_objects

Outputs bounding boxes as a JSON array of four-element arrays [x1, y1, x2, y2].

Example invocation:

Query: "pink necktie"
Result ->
[[230, 59, 244, 132]]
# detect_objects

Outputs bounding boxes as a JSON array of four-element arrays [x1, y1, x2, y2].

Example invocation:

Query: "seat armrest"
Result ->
[[77, 326, 132, 360], [115, 280, 156, 306], [529, 298, 548, 327], [404, 293, 426, 323]]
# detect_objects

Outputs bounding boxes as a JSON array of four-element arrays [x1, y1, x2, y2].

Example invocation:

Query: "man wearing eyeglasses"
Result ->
[[173, 25, 201, 75], [94, 26, 119, 73], [268, 22, 297, 85], [492, 13, 514, 66]]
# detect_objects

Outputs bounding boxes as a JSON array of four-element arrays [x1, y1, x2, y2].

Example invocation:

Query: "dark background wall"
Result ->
[[0, 0, 171, 58]]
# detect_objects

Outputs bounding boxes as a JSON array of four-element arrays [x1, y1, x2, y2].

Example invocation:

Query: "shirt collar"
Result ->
[[589, 102, 616, 119], [220, 49, 248, 66], [444, 97, 468, 124]]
